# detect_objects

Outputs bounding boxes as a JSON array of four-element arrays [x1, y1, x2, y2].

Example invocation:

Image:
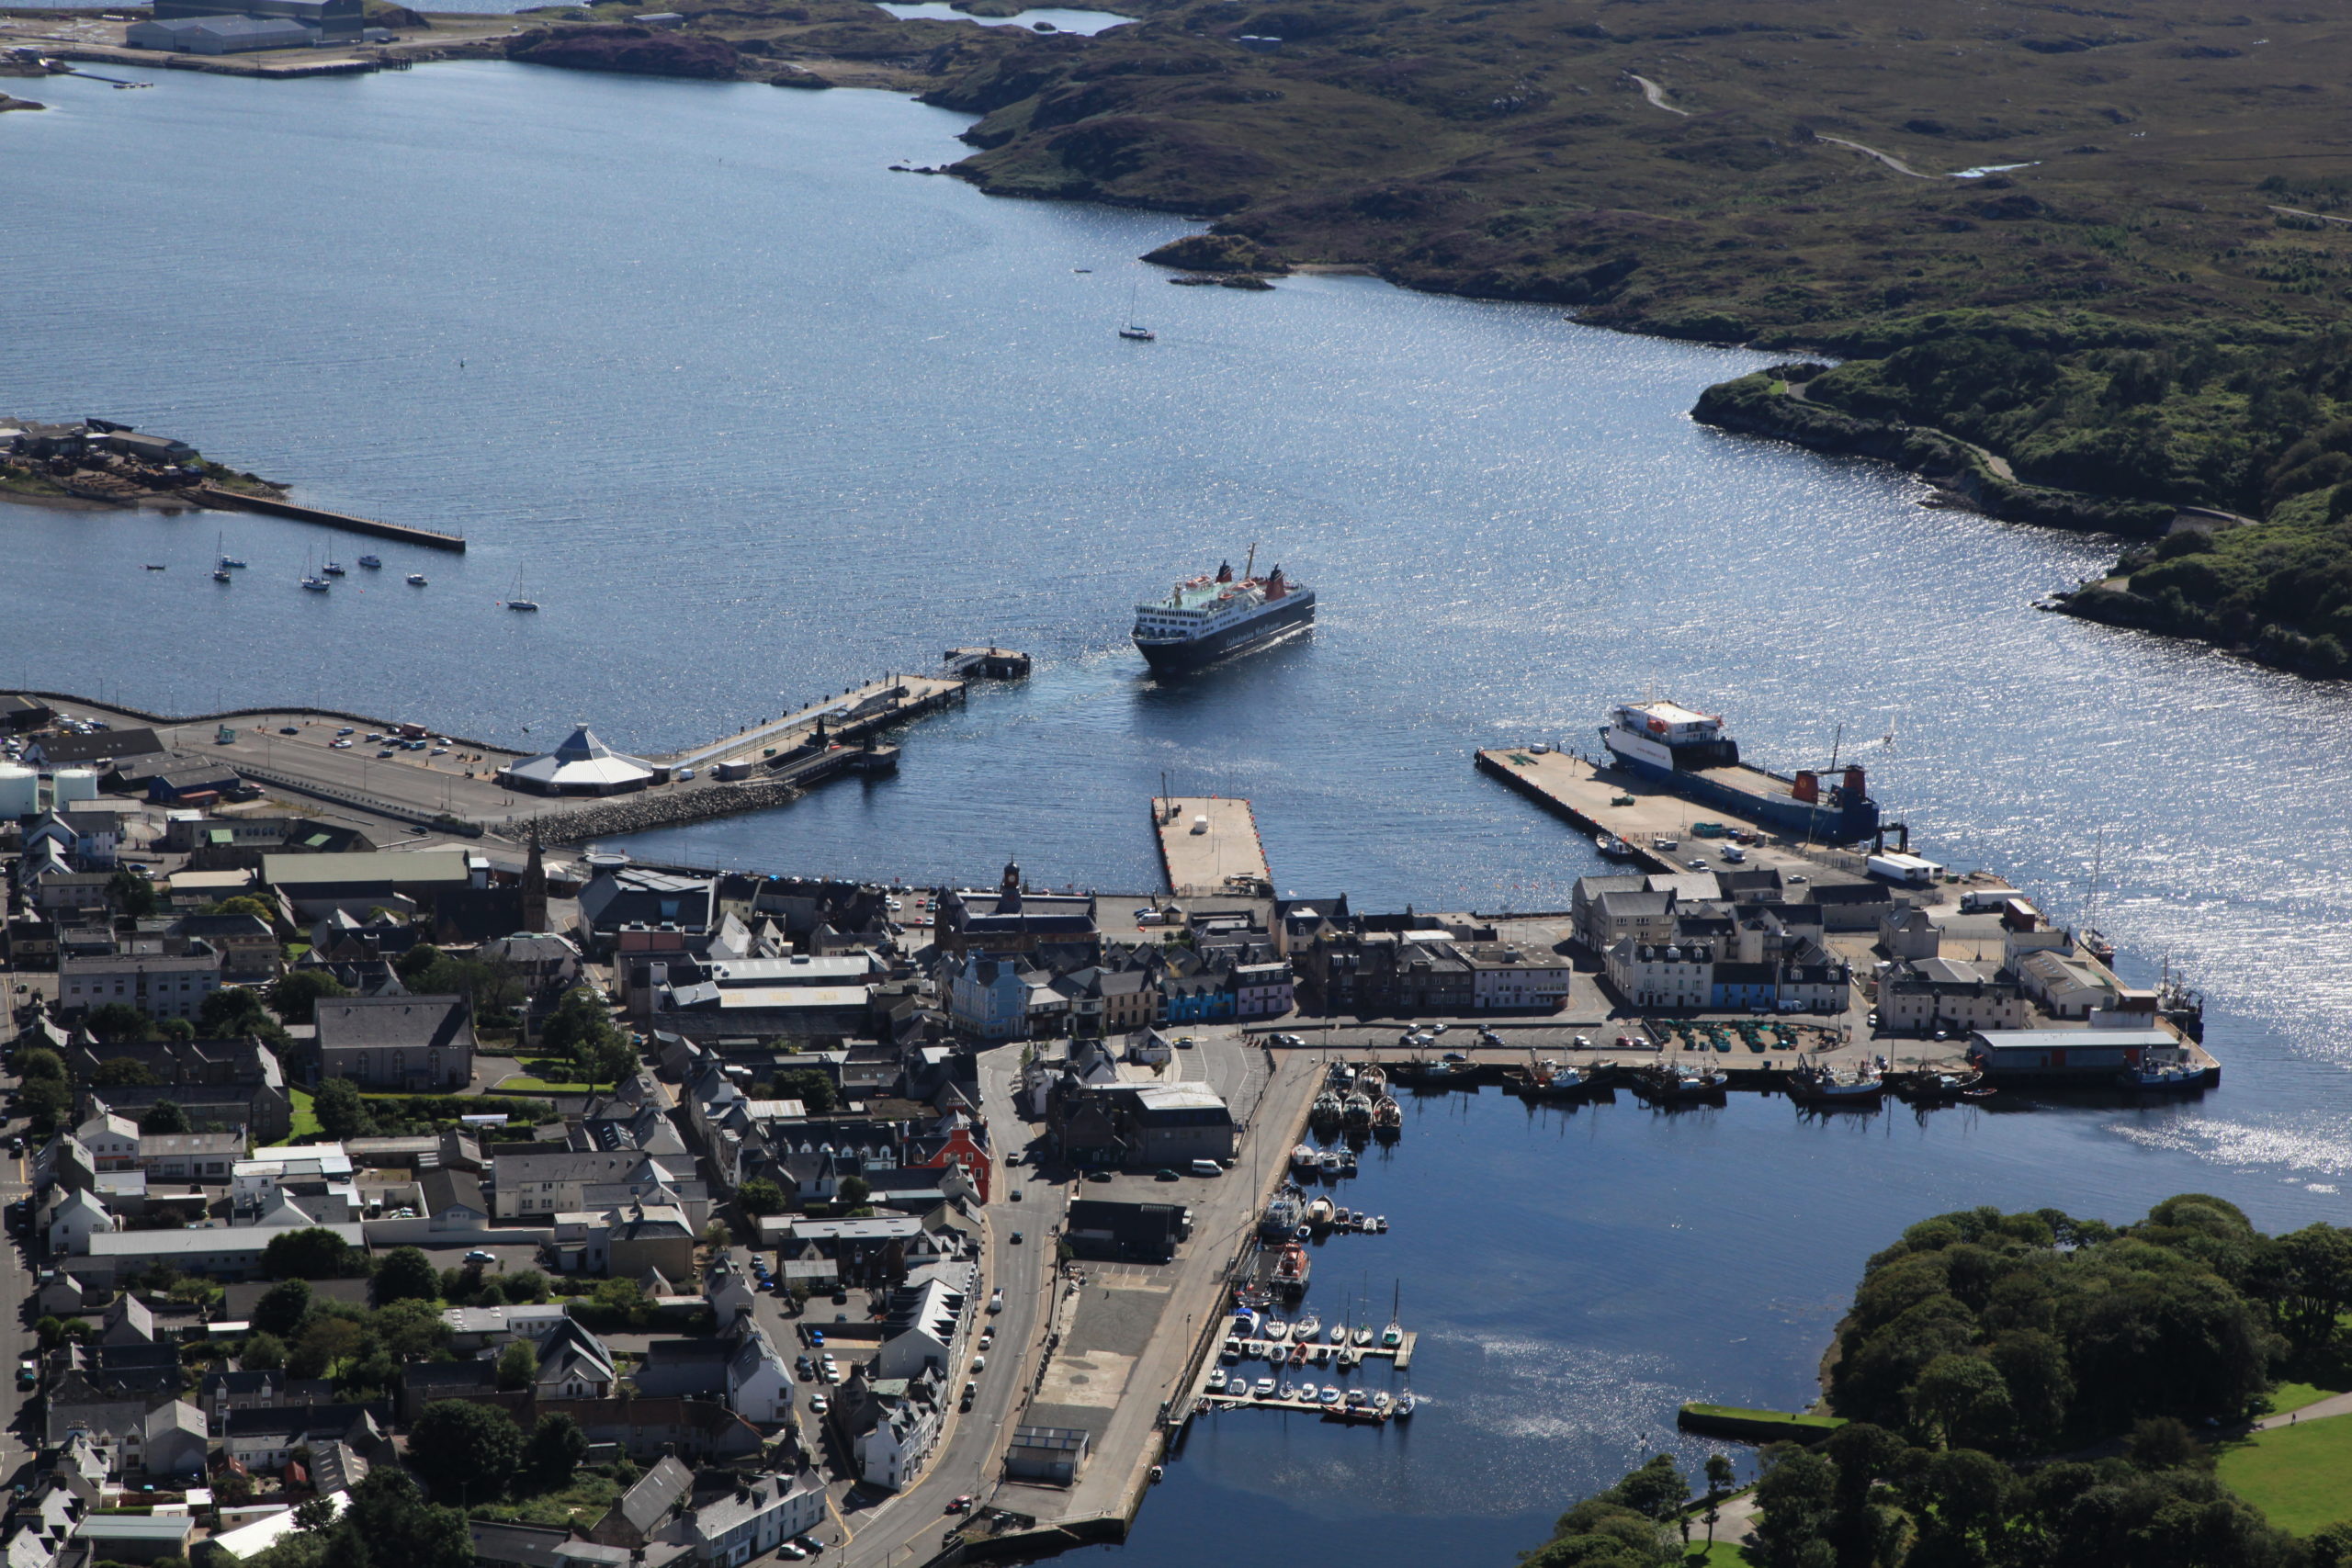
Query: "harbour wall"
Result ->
[[195, 484, 468, 551]]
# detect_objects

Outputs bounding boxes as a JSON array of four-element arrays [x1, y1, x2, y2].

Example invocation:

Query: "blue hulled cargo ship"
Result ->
[[1600, 700, 1881, 843]]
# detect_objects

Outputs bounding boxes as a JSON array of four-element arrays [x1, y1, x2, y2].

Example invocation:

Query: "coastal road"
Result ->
[[822, 1043, 1065, 1568]]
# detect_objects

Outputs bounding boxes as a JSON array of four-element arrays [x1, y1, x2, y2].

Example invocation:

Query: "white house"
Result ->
[[850, 1382, 942, 1492], [1605, 937, 1715, 1010], [48, 1190, 116, 1257], [723, 1325, 794, 1426], [74, 1115, 141, 1172], [670, 1469, 826, 1566], [1461, 943, 1576, 1011]]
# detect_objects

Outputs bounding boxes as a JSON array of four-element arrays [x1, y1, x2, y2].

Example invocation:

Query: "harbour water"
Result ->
[[11, 58, 2352, 1563]]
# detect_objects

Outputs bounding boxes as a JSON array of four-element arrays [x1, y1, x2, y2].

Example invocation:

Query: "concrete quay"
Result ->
[[662, 672, 965, 773], [193, 485, 467, 551], [1151, 795, 1271, 897]]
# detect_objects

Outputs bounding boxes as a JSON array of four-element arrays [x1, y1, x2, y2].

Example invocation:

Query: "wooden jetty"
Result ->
[[1153, 795, 1271, 897]]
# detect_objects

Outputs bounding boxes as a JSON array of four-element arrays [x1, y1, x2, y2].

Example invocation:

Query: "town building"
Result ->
[[314, 995, 475, 1091]]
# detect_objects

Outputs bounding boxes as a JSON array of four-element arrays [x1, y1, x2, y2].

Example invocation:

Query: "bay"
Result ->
[[8, 59, 2352, 1564]]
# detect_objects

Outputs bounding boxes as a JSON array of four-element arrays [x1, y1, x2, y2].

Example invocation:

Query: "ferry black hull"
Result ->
[[1136, 593, 1316, 672]]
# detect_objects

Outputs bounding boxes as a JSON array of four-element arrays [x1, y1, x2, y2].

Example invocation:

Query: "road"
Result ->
[[0, 1042, 38, 1486]]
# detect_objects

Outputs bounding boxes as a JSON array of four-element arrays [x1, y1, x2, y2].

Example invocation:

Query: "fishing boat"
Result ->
[[1595, 831, 1641, 861], [1786, 1059, 1885, 1108], [356, 554, 382, 569], [1306, 1197, 1334, 1230], [406, 573, 428, 587], [1372, 1095, 1403, 1136], [211, 567, 232, 583], [1509, 1059, 1595, 1101], [1262, 1188, 1305, 1239], [1357, 1066, 1386, 1095], [1342, 1091, 1374, 1129], [1629, 1064, 1727, 1105], [1339, 1147, 1358, 1175], [1311, 1090, 1344, 1127], [216, 531, 245, 570], [2118, 1059, 2206, 1092], [1291, 1143, 1320, 1171]]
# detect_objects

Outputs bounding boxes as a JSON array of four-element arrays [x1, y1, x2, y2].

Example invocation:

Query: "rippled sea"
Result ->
[[11, 61, 2352, 1563]]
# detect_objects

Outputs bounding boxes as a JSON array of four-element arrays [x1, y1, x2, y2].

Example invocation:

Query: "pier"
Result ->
[[662, 672, 966, 773], [1151, 795, 1271, 897], [193, 485, 468, 552]]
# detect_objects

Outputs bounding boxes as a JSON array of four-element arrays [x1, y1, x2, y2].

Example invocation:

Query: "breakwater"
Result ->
[[522, 778, 805, 843], [194, 484, 467, 551]]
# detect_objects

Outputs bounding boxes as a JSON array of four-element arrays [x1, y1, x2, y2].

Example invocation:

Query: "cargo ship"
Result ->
[[1600, 700, 1881, 843], [1132, 550, 1314, 673]]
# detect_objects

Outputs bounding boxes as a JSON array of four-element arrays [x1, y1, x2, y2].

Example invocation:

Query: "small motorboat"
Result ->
[[356, 554, 382, 569], [1251, 1377, 1275, 1398], [1295, 1312, 1321, 1340], [1374, 1391, 1395, 1416], [144, 563, 166, 571], [1206, 1371, 1226, 1393], [406, 573, 428, 586], [1291, 1144, 1320, 1171], [1221, 1341, 1242, 1363], [1279, 1382, 1299, 1402], [1333, 1207, 1352, 1228], [1318, 1149, 1345, 1175], [1298, 1382, 1317, 1402], [211, 568, 232, 582], [1287, 1342, 1307, 1365], [1395, 1390, 1417, 1417], [1317, 1386, 1341, 1405]]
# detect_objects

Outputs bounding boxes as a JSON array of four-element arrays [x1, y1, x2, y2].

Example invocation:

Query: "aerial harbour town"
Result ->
[[13, 0, 2352, 1565]]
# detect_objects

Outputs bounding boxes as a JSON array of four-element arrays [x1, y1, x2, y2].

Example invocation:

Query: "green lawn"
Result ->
[[2266, 1382, 2350, 1417], [492, 1058, 594, 1094], [279, 1087, 322, 1144], [1684, 1544, 1756, 1566], [2218, 1417, 2352, 1535]]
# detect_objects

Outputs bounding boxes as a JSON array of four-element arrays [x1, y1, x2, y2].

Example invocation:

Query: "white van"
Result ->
[[1189, 1159, 1223, 1178]]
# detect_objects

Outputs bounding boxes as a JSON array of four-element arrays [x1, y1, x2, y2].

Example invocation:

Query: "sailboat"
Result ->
[[321, 537, 346, 576], [504, 566, 539, 612], [216, 530, 246, 570], [300, 548, 331, 592], [1118, 280, 1156, 341], [1382, 1282, 1403, 1348], [2081, 830, 2114, 963]]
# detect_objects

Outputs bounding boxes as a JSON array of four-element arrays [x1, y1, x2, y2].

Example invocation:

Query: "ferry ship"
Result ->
[[1600, 699, 1882, 843], [1132, 551, 1315, 672]]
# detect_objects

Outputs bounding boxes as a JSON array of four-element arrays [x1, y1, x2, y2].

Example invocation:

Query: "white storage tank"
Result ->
[[52, 768, 99, 807], [0, 764, 37, 818]]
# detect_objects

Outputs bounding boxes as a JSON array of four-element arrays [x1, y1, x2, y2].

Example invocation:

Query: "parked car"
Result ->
[[1010, 1232, 1024, 1245], [464, 1248, 496, 1264], [808, 1395, 829, 1416], [278, 725, 299, 735], [1086, 1171, 1113, 1183], [988, 1288, 1005, 1314], [970, 1355, 986, 1374]]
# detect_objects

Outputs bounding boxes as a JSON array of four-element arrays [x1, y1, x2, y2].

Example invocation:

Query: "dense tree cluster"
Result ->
[[1829, 1197, 2294, 1452]]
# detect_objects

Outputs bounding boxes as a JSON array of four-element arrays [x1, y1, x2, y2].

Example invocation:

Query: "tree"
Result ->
[[2124, 1415, 2205, 1472], [92, 1055, 163, 1085], [539, 987, 634, 1089], [774, 1067, 836, 1114], [109, 869, 160, 919], [158, 1017, 195, 1043], [394, 943, 446, 983], [520, 1413, 588, 1492], [406, 1399, 522, 1504], [325, 1468, 476, 1568], [270, 970, 351, 1025], [373, 1247, 440, 1308], [241, 1331, 288, 1370], [372, 1298, 454, 1362], [496, 1337, 539, 1392], [16, 1048, 64, 1084], [1702, 1453, 1736, 1549], [85, 1004, 155, 1044], [264, 1227, 356, 1280], [1749, 1444, 1838, 1568], [311, 1078, 377, 1141], [253, 1279, 314, 1338], [836, 1175, 871, 1210], [18, 1077, 71, 1134], [138, 1100, 190, 1135], [1910, 1353, 2013, 1450], [286, 1314, 368, 1381], [292, 1496, 340, 1534], [1608, 1454, 1689, 1522], [198, 987, 274, 1037], [738, 1179, 786, 1218]]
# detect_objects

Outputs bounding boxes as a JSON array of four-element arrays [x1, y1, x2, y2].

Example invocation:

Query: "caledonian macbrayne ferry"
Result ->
[[1132, 551, 1315, 673], [1600, 699, 1882, 843]]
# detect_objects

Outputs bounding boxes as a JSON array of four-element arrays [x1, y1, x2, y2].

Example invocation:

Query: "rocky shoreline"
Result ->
[[522, 778, 806, 844], [1690, 371, 2177, 538]]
